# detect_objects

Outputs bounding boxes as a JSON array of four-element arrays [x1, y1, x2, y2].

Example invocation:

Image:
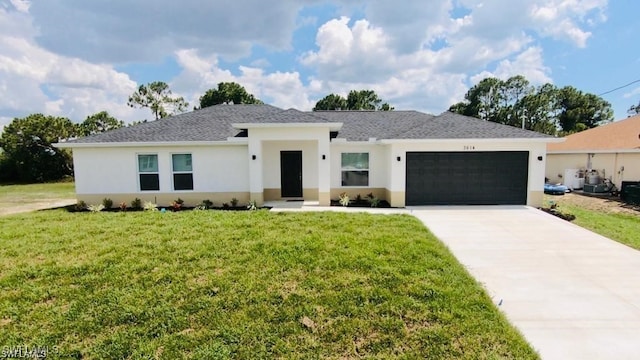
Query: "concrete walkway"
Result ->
[[410, 206, 640, 360]]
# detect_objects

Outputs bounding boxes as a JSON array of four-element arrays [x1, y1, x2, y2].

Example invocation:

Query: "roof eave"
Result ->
[[379, 137, 561, 144], [547, 148, 640, 154], [54, 140, 247, 148]]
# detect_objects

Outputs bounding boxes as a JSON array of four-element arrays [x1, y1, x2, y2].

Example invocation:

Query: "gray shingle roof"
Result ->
[[64, 104, 552, 144]]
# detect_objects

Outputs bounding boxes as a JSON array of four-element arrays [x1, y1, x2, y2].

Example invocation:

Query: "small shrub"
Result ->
[[171, 198, 184, 211], [119, 202, 127, 211], [339, 192, 350, 207], [355, 194, 362, 203], [230, 198, 239, 207], [369, 197, 381, 208], [201, 199, 214, 209], [143, 201, 158, 211], [75, 200, 87, 211], [102, 198, 113, 209], [247, 200, 257, 211], [222, 202, 230, 209], [131, 198, 142, 210], [88, 204, 105, 212]]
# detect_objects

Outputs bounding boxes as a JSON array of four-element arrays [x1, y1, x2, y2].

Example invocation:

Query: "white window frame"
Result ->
[[171, 153, 194, 191], [341, 152, 370, 187], [137, 153, 160, 191]]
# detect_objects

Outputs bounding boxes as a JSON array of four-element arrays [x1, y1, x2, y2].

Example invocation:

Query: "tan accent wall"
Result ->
[[250, 192, 264, 206], [318, 192, 330, 206], [387, 190, 405, 208], [263, 188, 319, 201], [263, 189, 280, 201], [528, 191, 544, 208], [329, 188, 386, 201], [78, 192, 250, 208]]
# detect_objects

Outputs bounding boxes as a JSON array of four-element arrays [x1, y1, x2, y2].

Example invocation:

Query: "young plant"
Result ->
[[171, 198, 184, 211], [222, 202, 230, 209], [75, 200, 87, 211], [143, 201, 158, 211], [102, 198, 113, 209], [369, 197, 381, 208], [131, 198, 142, 210], [119, 202, 128, 211], [355, 194, 362, 203], [247, 200, 257, 211], [230, 198, 239, 207], [339, 192, 350, 207], [88, 204, 105, 212], [201, 199, 214, 209]]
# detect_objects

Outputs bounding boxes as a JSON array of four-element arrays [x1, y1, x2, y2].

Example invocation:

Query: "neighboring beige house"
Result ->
[[56, 104, 559, 208], [546, 114, 640, 188]]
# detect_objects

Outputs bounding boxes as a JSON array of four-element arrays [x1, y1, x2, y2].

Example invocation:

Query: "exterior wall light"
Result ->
[[322, 154, 326, 160], [252, 155, 257, 160], [537, 156, 543, 161], [397, 156, 401, 162]]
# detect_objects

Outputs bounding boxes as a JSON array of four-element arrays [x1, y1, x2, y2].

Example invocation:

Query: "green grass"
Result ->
[[0, 210, 536, 359], [0, 182, 75, 210], [558, 203, 640, 250]]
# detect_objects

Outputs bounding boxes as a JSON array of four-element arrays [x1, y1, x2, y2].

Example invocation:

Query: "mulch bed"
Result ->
[[539, 207, 576, 221]]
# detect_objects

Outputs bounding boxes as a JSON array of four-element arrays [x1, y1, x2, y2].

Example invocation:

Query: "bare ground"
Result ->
[[544, 192, 640, 216], [0, 199, 76, 217]]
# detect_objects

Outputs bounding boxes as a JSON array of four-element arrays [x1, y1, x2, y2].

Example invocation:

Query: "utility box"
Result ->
[[583, 184, 609, 193]]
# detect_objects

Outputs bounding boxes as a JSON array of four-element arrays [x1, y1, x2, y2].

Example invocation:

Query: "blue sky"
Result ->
[[0, 0, 638, 128]]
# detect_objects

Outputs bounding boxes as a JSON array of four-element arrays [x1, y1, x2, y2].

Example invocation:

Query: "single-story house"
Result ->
[[546, 114, 640, 188], [56, 104, 559, 207]]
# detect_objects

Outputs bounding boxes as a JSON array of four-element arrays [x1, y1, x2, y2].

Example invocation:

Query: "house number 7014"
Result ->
[[463, 145, 476, 150]]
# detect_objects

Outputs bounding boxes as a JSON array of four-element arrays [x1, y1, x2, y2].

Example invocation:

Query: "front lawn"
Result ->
[[0, 210, 536, 359], [555, 203, 640, 250]]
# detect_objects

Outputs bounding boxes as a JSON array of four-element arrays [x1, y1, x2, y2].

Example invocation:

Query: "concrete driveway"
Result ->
[[410, 206, 640, 360]]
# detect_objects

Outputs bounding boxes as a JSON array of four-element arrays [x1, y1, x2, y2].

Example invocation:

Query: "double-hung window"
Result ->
[[341, 153, 369, 186], [172, 154, 193, 191], [138, 154, 160, 191]]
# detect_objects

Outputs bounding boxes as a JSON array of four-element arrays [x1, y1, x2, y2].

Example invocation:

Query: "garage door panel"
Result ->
[[406, 151, 528, 205]]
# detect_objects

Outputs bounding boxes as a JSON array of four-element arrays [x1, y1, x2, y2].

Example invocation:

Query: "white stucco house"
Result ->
[[56, 104, 559, 207]]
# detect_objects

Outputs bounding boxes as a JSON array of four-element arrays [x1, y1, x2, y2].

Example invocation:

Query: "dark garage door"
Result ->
[[406, 151, 529, 205]]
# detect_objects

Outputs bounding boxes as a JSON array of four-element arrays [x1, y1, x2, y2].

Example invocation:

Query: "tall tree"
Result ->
[[449, 75, 613, 135], [199, 82, 263, 108], [313, 90, 393, 111], [0, 114, 77, 182], [79, 111, 124, 136], [127, 81, 189, 120], [312, 93, 348, 111], [556, 86, 613, 133]]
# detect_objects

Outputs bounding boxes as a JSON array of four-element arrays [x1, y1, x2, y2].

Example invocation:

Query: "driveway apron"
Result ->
[[410, 206, 640, 360]]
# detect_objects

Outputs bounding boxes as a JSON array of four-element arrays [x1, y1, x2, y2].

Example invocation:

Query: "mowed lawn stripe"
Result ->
[[0, 210, 537, 359]]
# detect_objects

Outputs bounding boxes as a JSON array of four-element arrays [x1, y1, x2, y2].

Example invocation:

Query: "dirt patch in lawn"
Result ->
[[545, 192, 640, 216], [0, 199, 76, 217]]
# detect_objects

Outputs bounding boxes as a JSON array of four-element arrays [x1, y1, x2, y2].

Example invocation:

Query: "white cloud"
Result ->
[[471, 47, 552, 85], [171, 49, 314, 111], [0, 3, 143, 124]]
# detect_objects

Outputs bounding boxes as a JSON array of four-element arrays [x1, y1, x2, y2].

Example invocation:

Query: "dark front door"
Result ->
[[406, 151, 529, 205], [280, 151, 303, 198]]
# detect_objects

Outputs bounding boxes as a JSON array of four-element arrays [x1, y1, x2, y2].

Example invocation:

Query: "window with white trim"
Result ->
[[341, 152, 369, 186], [138, 154, 159, 191], [172, 153, 193, 191]]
